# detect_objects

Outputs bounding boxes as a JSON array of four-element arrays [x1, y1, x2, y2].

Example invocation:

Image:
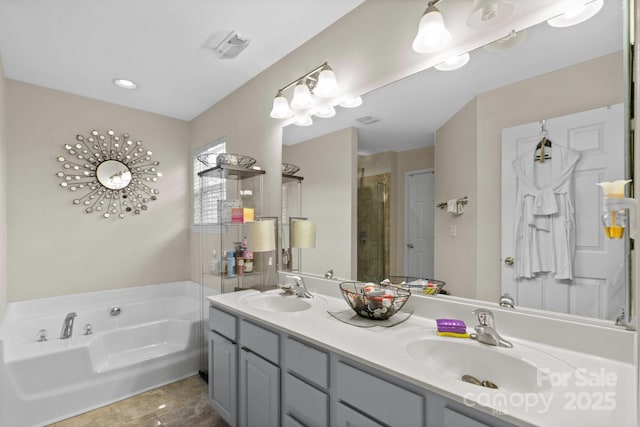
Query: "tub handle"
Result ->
[[36, 329, 48, 342], [83, 323, 93, 335], [110, 306, 121, 316]]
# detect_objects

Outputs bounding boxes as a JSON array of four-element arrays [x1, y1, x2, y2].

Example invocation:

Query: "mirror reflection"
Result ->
[[281, 0, 627, 321], [96, 160, 132, 190]]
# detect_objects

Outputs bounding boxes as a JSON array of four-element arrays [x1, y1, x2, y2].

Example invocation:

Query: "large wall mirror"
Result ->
[[281, 0, 630, 324]]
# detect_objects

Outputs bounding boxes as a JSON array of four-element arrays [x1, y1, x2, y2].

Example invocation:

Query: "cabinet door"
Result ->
[[336, 402, 385, 427], [209, 331, 237, 426], [239, 349, 280, 427]]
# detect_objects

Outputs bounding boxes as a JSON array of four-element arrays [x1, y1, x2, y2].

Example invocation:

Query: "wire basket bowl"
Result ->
[[379, 276, 446, 296], [339, 281, 411, 320], [282, 163, 301, 176], [197, 153, 257, 169]]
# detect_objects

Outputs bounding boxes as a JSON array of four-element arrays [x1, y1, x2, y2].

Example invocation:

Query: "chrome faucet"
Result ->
[[324, 269, 334, 279], [60, 312, 77, 339], [285, 275, 313, 298], [470, 309, 512, 348]]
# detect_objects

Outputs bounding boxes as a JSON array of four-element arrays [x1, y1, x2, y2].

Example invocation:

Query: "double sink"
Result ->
[[237, 289, 573, 394]]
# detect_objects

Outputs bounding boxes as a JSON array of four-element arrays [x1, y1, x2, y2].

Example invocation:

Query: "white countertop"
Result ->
[[207, 281, 636, 427]]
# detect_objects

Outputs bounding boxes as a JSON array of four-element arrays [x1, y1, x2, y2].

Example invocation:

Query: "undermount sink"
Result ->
[[403, 335, 573, 393], [241, 291, 323, 312]]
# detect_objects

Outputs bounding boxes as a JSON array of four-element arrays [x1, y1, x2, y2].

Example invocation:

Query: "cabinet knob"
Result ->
[[407, 243, 415, 249], [504, 256, 514, 265]]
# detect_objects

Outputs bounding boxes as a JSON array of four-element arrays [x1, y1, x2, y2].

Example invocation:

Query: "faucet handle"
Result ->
[[472, 308, 494, 327]]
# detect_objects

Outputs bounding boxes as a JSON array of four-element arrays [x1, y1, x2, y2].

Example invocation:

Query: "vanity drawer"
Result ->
[[239, 319, 279, 364], [336, 362, 424, 427], [284, 373, 328, 427], [285, 337, 329, 389], [209, 306, 237, 341]]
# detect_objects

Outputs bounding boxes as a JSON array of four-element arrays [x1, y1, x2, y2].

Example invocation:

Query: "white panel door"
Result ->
[[405, 170, 434, 278], [501, 104, 625, 320]]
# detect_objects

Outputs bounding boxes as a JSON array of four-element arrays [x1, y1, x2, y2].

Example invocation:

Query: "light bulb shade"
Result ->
[[314, 69, 339, 97], [339, 96, 363, 108], [435, 53, 471, 71], [466, 0, 514, 29], [597, 180, 631, 198], [290, 82, 313, 109], [315, 106, 336, 118], [412, 6, 451, 53], [270, 94, 293, 119], [248, 220, 276, 252], [291, 220, 316, 248], [294, 114, 313, 126], [547, 0, 603, 28]]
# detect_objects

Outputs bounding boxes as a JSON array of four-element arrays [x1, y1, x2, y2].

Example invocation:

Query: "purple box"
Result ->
[[436, 319, 467, 334]]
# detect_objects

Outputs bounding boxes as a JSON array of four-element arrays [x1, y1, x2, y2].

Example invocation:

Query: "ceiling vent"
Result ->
[[356, 116, 380, 125], [214, 31, 251, 59]]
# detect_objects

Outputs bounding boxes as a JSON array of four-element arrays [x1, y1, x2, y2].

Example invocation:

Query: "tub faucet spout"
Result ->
[[60, 312, 77, 339]]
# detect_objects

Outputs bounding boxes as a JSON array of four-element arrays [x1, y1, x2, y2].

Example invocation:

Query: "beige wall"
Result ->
[[283, 128, 357, 279], [435, 99, 478, 299], [0, 54, 6, 316], [435, 52, 624, 301], [6, 80, 191, 301]]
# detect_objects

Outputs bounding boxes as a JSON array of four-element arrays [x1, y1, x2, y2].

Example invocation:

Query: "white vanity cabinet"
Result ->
[[283, 337, 330, 426], [238, 319, 281, 427], [208, 301, 517, 427]]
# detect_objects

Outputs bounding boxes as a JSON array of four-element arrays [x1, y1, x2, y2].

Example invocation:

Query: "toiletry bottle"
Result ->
[[244, 251, 254, 273], [237, 255, 244, 275], [282, 248, 289, 270], [209, 250, 219, 275], [227, 250, 235, 277], [222, 251, 228, 276]]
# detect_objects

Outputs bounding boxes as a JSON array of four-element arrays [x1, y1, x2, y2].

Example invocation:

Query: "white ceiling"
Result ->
[[283, 0, 624, 155], [0, 0, 365, 120]]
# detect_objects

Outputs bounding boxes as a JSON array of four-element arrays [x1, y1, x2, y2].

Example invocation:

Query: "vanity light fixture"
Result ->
[[339, 96, 363, 108], [412, 0, 452, 53], [547, 0, 603, 28], [466, 0, 514, 29], [294, 114, 313, 127], [270, 62, 342, 123], [435, 52, 471, 71], [112, 78, 138, 90]]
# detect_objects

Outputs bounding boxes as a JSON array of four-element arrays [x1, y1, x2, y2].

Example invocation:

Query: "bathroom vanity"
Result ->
[[206, 275, 635, 427]]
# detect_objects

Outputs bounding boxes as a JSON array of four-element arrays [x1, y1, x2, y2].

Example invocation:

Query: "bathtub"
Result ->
[[0, 281, 216, 427]]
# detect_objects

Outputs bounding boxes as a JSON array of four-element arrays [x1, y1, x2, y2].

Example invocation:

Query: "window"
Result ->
[[194, 140, 226, 225]]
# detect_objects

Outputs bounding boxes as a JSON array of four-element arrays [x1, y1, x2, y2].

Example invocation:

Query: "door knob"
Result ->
[[504, 256, 514, 265], [407, 243, 415, 248]]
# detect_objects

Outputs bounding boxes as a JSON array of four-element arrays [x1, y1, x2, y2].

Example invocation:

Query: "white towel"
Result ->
[[447, 199, 464, 215]]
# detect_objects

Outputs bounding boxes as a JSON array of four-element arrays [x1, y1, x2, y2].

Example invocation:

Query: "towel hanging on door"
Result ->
[[512, 144, 580, 280]]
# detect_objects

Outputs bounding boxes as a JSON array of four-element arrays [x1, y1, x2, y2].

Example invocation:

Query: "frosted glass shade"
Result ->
[[291, 220, 316, 248], [315, 106, 336, 118], [412, 6, 451, 53], [291, 82, 313, 109], [314, 69, 339, 97], [270, 94, 293, 119], [466, 0, 514, 29], [339, 96, 363, 108], [248, 220, 276, 252], [294, 114, 313, 127]]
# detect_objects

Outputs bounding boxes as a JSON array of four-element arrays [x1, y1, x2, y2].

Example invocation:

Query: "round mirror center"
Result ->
[[96, 160, 132, 190]]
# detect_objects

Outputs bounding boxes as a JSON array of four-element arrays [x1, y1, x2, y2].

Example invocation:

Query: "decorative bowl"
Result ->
[[282, 163, 301, 176], [379, 276, 446, 296], [339, 281, 411, 320], [215, 153, 257, 169]]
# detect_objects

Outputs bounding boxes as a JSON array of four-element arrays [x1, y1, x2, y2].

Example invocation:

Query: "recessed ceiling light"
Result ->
[[547, 0, 603, 28], [112, 78, 138, 90]]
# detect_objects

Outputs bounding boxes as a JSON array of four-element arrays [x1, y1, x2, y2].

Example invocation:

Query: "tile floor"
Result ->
[[49, 375, 229, 427]]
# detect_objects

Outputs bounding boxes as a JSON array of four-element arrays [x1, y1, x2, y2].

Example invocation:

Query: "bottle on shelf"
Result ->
[[227, 250, 236, 277], [244, 250, 254, 273], [208, 250, 219, 275]]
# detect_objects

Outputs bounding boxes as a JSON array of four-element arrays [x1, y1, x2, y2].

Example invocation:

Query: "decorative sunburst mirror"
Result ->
[[56, 129, 161, 218]]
